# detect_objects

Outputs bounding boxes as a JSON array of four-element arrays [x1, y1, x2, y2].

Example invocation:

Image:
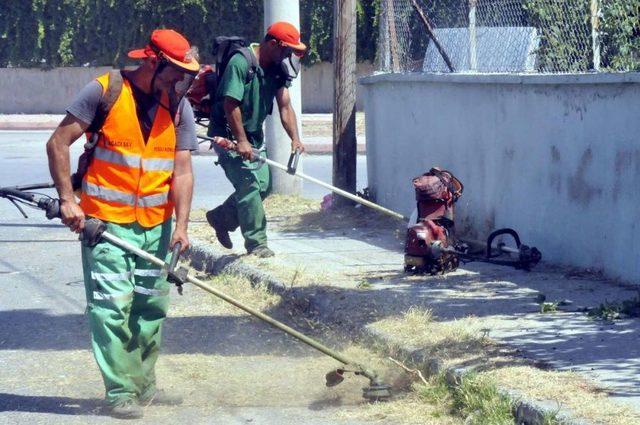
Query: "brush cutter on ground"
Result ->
[[204, 136, 542, 275], [0, 183, 391, 402]]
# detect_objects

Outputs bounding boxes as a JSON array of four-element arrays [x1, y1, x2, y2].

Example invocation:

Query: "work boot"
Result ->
[[139, 389, 183, 407], [206, 208, 233, 249], [110, 399, 143, 420], [249, 245, 275, 258]]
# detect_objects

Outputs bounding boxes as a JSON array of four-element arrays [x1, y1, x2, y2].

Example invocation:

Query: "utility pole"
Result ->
[[333, 0, 357, 203], [469, 0, 478, 72], [590, 0, 601, 71], [263, 0, 303, 195]]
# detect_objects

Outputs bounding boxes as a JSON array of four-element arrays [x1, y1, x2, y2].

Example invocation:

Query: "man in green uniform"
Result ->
[[47, 29, 198, 419], [207, 21, 306, 258]]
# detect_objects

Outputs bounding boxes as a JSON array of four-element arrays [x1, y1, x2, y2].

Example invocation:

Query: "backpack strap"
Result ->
[[234, 47, 258, 84], [86, 70, 123, 137], [71, 70, 123, 191]]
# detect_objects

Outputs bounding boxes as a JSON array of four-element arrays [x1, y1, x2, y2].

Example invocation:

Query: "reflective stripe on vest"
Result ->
[[138, 192, 169, 208], [142, 158, 174, 172], [83, 181, 136, 206], [94, 146, 141, 168]]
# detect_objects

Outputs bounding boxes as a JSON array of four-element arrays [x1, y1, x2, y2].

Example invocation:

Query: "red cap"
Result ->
[[266, 21, 307, 57], [128, 29, 200, 73]]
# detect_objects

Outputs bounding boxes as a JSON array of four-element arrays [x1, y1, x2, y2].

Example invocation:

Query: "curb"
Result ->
[[186, 238, 589, 425]]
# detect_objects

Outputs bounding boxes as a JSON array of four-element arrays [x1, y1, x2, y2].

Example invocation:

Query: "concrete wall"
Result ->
[[360, 73, 640, 283], [301, 61, 374, 112], [0, 62, 374, 114], [0, 67, 113, 114]]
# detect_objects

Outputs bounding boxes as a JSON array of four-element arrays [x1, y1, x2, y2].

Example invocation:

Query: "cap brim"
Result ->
[[283, 41, 307, 57], [127, 48, 151, 59], [164, 54, 200, 73]]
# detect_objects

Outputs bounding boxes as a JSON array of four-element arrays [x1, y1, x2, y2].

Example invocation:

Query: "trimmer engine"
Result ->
[[404, 168, 541, 274], [404, 168, 463, 274]]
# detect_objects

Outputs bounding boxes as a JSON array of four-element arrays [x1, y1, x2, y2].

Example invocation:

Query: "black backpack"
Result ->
[[187, 36, 258, 120]]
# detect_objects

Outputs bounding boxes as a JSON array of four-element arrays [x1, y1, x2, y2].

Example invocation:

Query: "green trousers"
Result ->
[[215, 149, 272, 251], [81, 219, 172, 405]]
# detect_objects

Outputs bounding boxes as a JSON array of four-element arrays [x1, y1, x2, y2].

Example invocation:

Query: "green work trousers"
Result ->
[[81, 219, 172, 405], [215, 149, 271, 251]]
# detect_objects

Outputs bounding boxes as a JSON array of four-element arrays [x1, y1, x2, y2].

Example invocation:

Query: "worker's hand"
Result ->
[[170, 226, 189, 253], [291, 139, 305, 154], [60, 198, 85, 233], [236, 140, 254, 161]]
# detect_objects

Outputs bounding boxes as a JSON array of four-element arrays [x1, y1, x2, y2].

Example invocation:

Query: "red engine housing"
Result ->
[[404, 168, 463, 274]]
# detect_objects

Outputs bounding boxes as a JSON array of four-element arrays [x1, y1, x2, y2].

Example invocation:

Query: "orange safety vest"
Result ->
[[79, 72, 176, 228]]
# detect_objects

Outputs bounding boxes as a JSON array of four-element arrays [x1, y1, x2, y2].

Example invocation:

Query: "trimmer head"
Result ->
[[326, 368, 392, 402], [362, 381, 392, 402]]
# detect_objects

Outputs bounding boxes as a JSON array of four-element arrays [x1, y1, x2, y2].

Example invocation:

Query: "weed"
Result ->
[[540, 302, 559, 314], [357, 280, 372, 289]]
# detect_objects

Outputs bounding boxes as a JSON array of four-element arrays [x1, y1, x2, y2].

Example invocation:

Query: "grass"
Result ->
[[419, 373, 515, 425], [588, 293, 640, 321], [368, 307, 640, 425], [540, 301, 559, 314], [170, 273, 281, 317], [371, 307, 489, 362]]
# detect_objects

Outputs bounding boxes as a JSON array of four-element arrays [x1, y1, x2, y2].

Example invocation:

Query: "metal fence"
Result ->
[[377, 0, 640, 74]]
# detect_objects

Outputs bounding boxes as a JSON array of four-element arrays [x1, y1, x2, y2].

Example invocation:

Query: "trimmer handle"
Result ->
[[168, 242, 182, 273], [166, 242, 187, 295], [287, 149, 301, 174]]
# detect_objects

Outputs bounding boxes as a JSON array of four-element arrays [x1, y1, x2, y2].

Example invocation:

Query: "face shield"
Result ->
[[279, 53, 301, 82], [152, 47, 199, 114]]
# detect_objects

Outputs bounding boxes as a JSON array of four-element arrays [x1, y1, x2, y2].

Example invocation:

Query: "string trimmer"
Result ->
[[0, 183, 392, 402], [205, 136, 542, 275]]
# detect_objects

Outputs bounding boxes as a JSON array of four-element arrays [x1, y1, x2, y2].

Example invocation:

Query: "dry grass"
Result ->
[[371, 307, 489, 364], [337, 392, 461, 425], [369, 308, 638, 425], [487, 367, 640, 425], [170, 273, 281, 317]]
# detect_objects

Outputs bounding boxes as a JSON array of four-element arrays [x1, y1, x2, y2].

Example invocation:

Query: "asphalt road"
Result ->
[[0, 131, 380, 424]]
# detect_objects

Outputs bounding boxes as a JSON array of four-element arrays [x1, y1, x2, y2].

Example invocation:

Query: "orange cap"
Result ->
[[266, 21, 307, 57], [128, 29, 200, 73]]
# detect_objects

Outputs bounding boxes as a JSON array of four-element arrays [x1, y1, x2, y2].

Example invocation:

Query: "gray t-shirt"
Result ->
[[66, 80, 198, 151]]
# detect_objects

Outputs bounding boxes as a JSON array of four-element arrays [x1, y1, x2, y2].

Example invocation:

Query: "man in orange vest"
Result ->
[[46, 29, 199, 419]]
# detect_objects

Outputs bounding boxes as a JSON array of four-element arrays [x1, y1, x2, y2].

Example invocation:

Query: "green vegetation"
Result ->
[[588, 293, 640, 321], [0, 0, 380, 67], [418, 373, 515, 425]]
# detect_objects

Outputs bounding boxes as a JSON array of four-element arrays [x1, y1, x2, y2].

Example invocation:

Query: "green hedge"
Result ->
[[0, 0, 380, 68]]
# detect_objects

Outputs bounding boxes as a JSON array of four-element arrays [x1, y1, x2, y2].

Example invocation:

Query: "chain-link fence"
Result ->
[[377, 0, 640, 74]]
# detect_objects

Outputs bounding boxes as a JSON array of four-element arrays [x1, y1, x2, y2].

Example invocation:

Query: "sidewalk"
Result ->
[[0, 113, 367, 154], [187, 200, 640, 424]]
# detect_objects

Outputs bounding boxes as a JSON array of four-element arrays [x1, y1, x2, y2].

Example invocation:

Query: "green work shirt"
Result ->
[[209, 45, 291, 147]]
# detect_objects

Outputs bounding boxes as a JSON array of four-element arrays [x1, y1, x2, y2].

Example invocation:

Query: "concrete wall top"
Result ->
[[360, 72, 640, 86]]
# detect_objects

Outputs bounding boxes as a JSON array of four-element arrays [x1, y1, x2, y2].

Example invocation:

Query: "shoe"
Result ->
[[110, 399, 143, 419], [139, 388, 184, 407], [206, 209, 233, 249], [250, 245, 275, 258]]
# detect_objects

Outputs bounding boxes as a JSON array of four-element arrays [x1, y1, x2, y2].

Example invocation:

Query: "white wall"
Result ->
[[302, 61, 374, 112], [0, 62, 374, 114], [361, 73, 640, 283], [0, 67, 113, 114]]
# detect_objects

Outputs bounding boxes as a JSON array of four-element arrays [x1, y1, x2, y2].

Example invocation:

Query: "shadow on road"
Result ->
[[0, 393, 107, 416]]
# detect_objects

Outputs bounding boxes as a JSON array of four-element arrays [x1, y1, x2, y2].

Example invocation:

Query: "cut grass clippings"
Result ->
[[371, 307, 489, 364], [369, 307, 640, 425]]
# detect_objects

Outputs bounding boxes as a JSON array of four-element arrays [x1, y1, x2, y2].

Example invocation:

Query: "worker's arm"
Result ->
[[46, 113, 89, 233], [223, 96, 254, 161], [169, 150, 194, 252], [276, 86, 305, 153]]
